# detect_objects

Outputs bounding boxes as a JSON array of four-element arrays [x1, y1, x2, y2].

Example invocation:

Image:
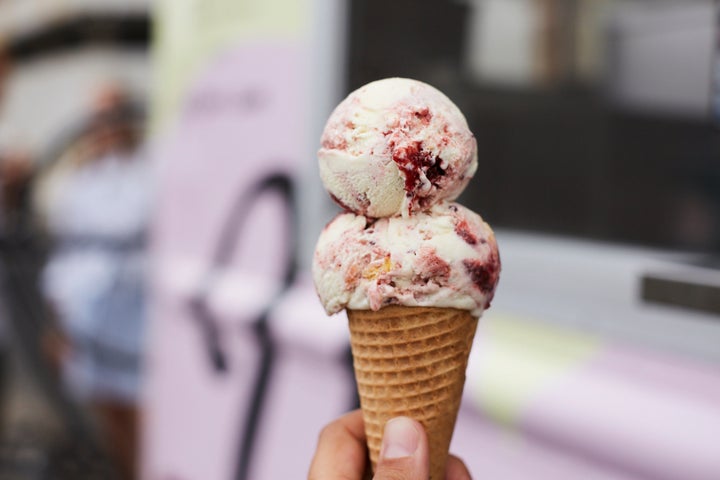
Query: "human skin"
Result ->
[[308, 409, 472, 480]]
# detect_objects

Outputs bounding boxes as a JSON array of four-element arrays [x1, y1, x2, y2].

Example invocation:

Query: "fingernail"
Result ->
[[381, 417, 420, 459]]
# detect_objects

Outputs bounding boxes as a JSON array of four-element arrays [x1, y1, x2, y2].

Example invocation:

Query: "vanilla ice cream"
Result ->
[[319, 78, 478, 218], [312, 202, 499, 317]]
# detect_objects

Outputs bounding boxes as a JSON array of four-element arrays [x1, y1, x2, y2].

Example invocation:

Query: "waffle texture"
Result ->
[[348, 306, 478, 480]]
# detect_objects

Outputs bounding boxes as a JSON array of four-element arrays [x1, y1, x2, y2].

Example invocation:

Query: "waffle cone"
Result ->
[[347, 306, 478, 480]]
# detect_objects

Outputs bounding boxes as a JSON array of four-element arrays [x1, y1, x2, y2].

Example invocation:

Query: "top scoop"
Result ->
[[319, 78, 478, 218]]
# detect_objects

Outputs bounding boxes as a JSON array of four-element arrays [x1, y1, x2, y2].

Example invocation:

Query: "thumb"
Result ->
[[373, 417, 429, 480]]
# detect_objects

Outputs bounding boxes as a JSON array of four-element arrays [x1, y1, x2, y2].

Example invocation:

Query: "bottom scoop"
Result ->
[[312, 202, 500, 317]]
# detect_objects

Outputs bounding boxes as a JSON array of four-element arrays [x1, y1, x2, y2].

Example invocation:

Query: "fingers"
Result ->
[[373, 417, 429, 480], [308, 409, 368, 480], [309, 411, 472, 480], [446, 455, 472, 480]]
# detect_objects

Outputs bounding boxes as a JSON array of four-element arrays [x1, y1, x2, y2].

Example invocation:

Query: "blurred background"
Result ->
[[0, 0, 719, 479]]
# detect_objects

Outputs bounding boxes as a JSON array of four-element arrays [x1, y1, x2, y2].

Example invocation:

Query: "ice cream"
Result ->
[[313, 202, 498, 317], [313, 77, 499, 480], [319, 78, 478, 218]]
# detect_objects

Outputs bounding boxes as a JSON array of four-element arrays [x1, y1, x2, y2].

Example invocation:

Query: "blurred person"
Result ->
[[34, 81, 151, 479], [309, 410, 472, 480]]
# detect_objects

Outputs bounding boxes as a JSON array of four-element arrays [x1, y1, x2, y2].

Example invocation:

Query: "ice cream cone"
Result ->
[[347, 305, 478, 480]]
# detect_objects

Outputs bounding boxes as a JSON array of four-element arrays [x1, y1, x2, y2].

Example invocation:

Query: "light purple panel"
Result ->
[[152, 43, 300, 272], [452, 406, 641, 480], [251, 278, 355, 479], [249, 343, 354, 479], [522, 348, 720, 480], [144, 43, 305, 480], [593, 346, 720, 405], [143, 299, 262, 480]]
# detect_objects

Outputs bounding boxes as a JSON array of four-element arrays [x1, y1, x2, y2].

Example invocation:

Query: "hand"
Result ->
[[309, 409, 471, 480]]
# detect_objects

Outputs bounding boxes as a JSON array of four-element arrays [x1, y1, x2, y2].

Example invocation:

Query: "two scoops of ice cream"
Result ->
[[312, 78, 500, 479]]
